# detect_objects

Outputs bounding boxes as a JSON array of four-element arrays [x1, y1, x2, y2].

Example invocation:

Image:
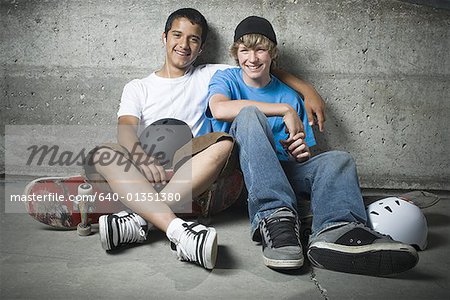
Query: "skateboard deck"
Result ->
[[25, 170, 244, 234], [188, 168, 245, 218], [397, 190, 441, 209], [24, 176, 127, 233]]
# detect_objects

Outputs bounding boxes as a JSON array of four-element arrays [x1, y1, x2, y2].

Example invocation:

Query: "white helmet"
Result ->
[[366, 197, 428, 250]]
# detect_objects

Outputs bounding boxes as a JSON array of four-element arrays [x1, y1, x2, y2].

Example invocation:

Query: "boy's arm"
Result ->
[[117, 115, 167, 184], [272, 68, 326, 132], [117, 115, 145, 157], [209, 93, 303, 140]]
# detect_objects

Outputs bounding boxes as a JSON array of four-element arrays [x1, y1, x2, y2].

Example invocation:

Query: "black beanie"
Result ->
[[234, 16, 277, 45]]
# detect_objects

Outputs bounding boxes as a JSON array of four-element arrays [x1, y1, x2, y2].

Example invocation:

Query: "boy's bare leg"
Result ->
[[93, 140, 233, 231], [162, 139, 233, 201], [94, 148, 175, 231]]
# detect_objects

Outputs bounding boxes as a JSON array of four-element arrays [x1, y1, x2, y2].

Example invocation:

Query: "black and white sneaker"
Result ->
[[259, 207, 304, 269], [170, 222, 217, 270], [99, 211, 150, 251], [307, 222, 419, 276]]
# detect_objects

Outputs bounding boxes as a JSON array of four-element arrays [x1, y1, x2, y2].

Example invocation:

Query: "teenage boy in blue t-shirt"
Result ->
[[207, 16, 419, 276]]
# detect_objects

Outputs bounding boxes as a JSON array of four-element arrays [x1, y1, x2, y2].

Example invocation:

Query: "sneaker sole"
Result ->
[[263, 255, 304, 269], [204, 228, 218, 270], [307, 242, 419, 276], [99, 215, 111, 251]]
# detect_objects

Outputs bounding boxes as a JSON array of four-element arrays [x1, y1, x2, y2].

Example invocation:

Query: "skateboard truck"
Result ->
[[76, 183, 94, 236]]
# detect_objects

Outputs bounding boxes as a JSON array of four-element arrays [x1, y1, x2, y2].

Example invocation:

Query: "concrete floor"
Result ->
[[1, 177, 449, 300]]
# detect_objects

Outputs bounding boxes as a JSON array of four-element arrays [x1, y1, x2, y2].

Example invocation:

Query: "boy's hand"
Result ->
[[304, 92, 326, 132], [282, 108, 304, 140], [134, 154, 167, 186], [280, 132, 311, 163]]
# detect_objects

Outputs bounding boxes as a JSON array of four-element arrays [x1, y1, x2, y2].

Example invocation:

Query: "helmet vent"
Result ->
[[370, 211, 379, 215], [384, 206, 393, 213], [395, 200, 400, 205]]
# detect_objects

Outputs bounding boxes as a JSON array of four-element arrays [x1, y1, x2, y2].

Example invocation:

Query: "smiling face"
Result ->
[[231, 34, 278, 88], [237, 44, 272, 87], [162, 17, 203, 77]]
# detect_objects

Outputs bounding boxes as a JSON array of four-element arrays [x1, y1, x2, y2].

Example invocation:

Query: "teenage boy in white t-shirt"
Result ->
[[83, 8, 326, 270]]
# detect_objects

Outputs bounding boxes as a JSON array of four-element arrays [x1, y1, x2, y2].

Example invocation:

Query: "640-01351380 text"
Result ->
[[95, 192, 182, 202]]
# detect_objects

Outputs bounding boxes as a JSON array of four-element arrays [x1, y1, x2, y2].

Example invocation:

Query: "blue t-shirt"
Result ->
[[207, 68, 316, 161]]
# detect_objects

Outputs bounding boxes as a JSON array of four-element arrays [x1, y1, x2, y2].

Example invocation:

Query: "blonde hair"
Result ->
[[230, 34, 278, 68]]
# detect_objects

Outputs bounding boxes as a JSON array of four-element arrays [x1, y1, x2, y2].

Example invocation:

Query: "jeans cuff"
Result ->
[[250, 213, 265, 242]]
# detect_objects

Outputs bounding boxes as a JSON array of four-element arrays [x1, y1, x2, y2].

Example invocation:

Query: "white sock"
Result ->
[[166, 218, 186, 242]]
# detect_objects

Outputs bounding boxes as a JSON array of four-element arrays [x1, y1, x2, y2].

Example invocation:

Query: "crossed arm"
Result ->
[[209, 94, 311, 163]]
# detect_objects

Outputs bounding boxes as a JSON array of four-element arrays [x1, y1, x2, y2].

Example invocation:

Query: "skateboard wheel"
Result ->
[[77, 223, 92, 236], [78, 183, 93, 195]]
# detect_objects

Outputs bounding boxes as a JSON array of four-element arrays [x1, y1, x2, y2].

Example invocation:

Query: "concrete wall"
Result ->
[[1, 0, 449, 190]]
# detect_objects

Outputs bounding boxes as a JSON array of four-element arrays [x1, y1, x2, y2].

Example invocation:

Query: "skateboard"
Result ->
[[24, 175, 127, 235], [24, 169, 244, 235], [187, 168, 245, 218]]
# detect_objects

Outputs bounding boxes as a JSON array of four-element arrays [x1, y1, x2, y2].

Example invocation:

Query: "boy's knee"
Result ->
[[323, 151, 356, 169], [204, 139, 233, 164], [219, 138, 234, 150], [232, 106, 268, 133], [336, 151, 354, 165], [238, 105, 261, 116], [91, 147, 123, 171], [236, 106, 263, 121], [214, 139, 233, 157]]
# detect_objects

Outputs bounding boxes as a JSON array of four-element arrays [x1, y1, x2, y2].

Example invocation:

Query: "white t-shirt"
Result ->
[[118, 64, 232, 137]]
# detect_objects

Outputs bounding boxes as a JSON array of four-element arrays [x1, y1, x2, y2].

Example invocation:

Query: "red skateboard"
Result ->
[[25, 169, 245, 235], [189, 168, 245, 218], [24, 176, 127, 235]]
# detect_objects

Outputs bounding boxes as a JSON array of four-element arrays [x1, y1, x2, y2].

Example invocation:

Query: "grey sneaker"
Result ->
[[307, 222, 419, 276], [99, 211, 150, 251], [259, 207, 304, 269]]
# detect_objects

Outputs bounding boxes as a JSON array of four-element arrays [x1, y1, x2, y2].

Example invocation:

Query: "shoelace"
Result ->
[[264, 216, 299, 248], [176, 223, 206, 266], [117, 214, 147, 245]]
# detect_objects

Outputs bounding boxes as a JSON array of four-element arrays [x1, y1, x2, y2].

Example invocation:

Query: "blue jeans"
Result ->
[[229, 106, 367, 240]]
